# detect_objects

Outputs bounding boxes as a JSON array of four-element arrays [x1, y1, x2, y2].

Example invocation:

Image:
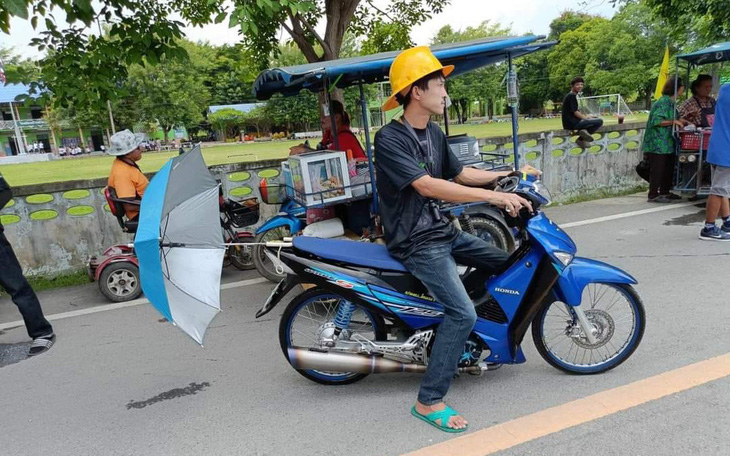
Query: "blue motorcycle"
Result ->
[[256, 176, 646, 385]]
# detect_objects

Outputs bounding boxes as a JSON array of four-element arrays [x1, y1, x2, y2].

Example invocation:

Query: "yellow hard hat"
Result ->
[[382, 46, 454, 111]]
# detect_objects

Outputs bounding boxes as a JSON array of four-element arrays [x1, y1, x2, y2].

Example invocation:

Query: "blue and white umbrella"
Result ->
[[135, 145, 225, 344]]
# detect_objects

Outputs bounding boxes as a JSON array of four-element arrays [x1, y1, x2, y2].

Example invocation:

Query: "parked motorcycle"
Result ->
[[256, 176, 646, 385]]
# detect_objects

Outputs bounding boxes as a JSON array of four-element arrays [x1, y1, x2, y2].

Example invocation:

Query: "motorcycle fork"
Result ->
[[570, 304, 598, 345]]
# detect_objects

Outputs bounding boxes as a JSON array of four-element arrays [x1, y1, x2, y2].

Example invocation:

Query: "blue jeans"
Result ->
[[0, 230, 53, 339], [574, 118, 603, 134], [402, 231, 510, 405]]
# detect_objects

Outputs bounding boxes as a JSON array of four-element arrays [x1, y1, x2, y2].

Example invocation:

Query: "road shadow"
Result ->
[[0, 342, 30, 368]]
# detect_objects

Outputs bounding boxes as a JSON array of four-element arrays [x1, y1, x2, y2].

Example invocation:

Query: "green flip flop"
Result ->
[[411, 405, 468, 433]]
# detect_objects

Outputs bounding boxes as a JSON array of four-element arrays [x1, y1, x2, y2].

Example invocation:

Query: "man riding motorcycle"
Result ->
[[374, 46, 540, 432]]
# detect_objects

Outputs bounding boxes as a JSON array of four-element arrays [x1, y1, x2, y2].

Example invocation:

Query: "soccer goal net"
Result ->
[[578, 94, 635, 121]]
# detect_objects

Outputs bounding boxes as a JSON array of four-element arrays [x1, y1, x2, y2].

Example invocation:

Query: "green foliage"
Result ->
[[226, 0, 449, 67], [517, 52, 552, 115], [206, 44, 259, 105], [431, 20, 513, 122], [360, 20, 413, 55], [264, 92, 320, 132], [208, 108, 246, 141], [241, 107, 271, 136], [547, 3, 675, 109], [548, 10, 595, 39], [1, 1, 198, 114], [0, 47, 40, 83], [632, 0, 730, 45], [112, 40, 210, 139]]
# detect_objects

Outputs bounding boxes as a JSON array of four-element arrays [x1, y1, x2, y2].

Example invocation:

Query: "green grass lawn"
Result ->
[[0, 114, 648, 187]]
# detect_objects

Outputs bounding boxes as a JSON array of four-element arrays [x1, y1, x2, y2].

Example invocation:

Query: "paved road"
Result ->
[[2, 193, 729, 456]]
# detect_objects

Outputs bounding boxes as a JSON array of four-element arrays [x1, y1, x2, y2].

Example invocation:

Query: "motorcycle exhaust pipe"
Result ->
[[288, 348, 426, 373], [287, 348, 487, 374]]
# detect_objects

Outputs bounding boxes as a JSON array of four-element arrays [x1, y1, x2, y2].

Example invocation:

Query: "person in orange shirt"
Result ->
[[106, 130, 149, 221]]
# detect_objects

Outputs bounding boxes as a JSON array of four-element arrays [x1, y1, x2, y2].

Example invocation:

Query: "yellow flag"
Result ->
[[654, 46, 670, 100]]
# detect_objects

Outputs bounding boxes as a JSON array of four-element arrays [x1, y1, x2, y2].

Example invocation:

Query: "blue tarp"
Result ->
[[677, 42, 730, 65], [252, 36, 556, 100]]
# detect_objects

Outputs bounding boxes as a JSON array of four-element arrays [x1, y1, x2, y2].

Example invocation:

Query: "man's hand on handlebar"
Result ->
[[519, 164, 542, 177], [490, 192, 533, 216]]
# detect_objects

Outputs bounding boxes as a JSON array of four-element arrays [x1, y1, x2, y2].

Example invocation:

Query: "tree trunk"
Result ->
[[163, 127, 170, 143], [458, 100, 468, 123], [452, 104, 461, 125], [78, 126, 86, 148]]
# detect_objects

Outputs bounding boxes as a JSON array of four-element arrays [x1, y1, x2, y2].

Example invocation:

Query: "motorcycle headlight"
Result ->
[[553, 251, 574, 267]]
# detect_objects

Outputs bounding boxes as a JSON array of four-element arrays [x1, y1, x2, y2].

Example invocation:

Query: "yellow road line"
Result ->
[[404, 353, 730, 456]]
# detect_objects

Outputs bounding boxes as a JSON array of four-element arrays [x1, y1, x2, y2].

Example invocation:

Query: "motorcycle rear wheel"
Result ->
[[279, 288, 386, 385]]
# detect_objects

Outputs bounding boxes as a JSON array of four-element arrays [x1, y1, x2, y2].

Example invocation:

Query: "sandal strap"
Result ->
[[423, 407, 458, 425]]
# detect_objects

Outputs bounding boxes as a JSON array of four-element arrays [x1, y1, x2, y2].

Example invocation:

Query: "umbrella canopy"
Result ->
[[135, 145, 225, 344]]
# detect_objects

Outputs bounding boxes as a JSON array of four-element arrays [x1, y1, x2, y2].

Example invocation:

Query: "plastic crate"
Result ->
[[679, 130, 712, 151]]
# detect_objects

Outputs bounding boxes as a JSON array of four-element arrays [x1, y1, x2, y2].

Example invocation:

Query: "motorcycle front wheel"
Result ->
[[532, 283, 645, 374]]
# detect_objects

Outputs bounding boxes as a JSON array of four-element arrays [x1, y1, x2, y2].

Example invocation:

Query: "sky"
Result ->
[[1, 0, 618, 59]]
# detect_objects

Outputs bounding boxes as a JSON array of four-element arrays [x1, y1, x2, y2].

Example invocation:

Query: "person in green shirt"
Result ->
[[642, 77, 689, 202]]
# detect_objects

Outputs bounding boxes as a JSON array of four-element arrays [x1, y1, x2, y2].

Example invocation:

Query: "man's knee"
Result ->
[[465, 306, 477, 327], [451, 303, 477, 327]]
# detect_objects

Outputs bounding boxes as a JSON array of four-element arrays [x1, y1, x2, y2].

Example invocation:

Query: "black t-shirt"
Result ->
[[374, 119, 463, 260], [562, 92, 580, 130]]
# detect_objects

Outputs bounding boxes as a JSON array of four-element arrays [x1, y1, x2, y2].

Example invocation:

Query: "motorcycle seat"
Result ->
[[292, 236, 408, 272]]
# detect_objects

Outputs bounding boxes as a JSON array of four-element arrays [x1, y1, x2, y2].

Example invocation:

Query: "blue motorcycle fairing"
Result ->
[[280, 199, 306, 214], [368, 284, 444, 329], [256, 214, 303, 235], [526, 212, 577, 258], [554, 257, 638, 306], [471, 248, 544, 363]]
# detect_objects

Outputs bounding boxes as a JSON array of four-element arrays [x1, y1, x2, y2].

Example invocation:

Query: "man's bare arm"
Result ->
[[411, 175, 532, 213], [453, 167, 511, 187]]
